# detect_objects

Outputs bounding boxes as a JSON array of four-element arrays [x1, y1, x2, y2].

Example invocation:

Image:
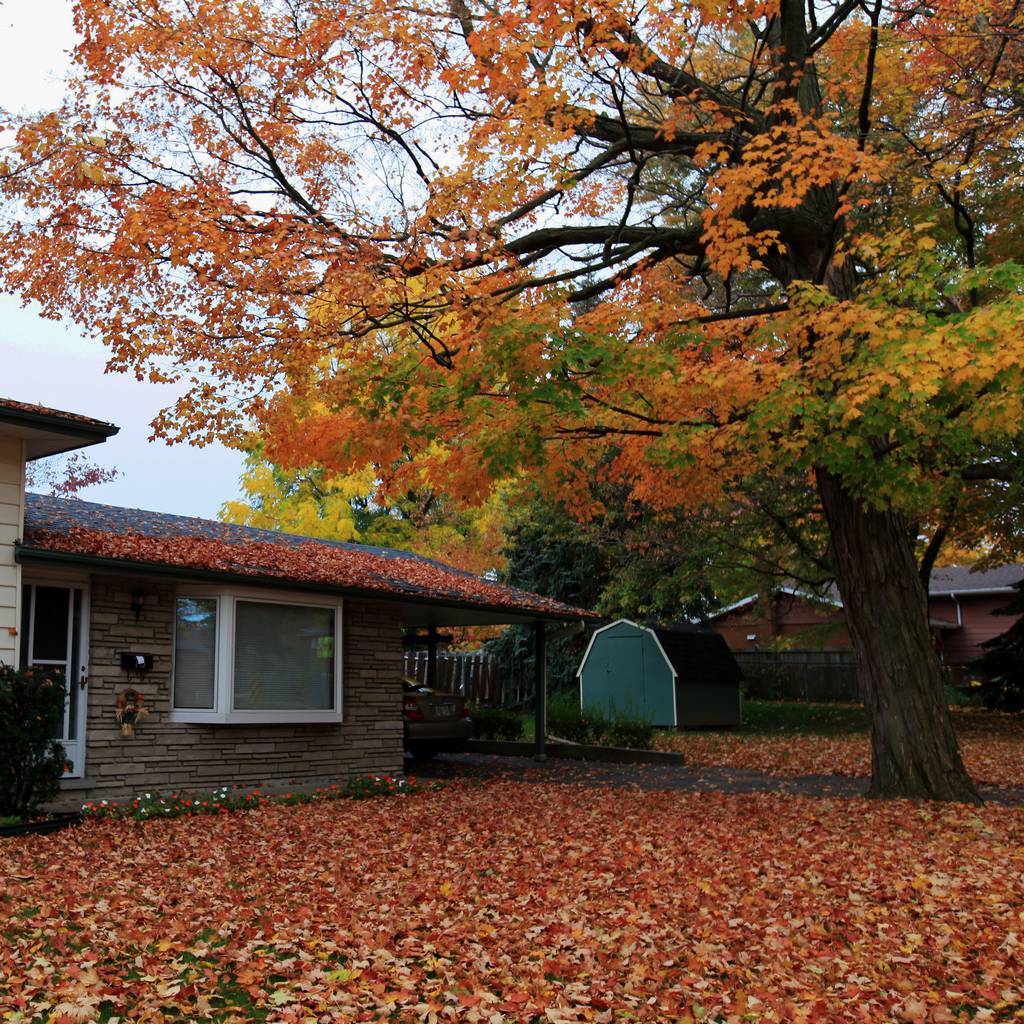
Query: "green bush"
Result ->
[[471, 704, 524, 741], [604, 715, 655, 750], [546, 691, 654, 748], [546, 690, 594, 742], [0, 665, 69, 820]]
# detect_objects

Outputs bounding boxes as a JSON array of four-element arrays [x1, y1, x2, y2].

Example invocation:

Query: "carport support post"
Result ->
[[426, 626, 438, 690], [533, 620, 547, 761]]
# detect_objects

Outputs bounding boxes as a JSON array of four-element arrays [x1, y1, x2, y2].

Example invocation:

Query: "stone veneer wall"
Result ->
[[59, 574, 404, 806]]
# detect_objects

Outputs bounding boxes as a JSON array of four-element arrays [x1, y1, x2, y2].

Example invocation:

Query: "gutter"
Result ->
[[929, 587, 1018, 597], [15, 544, 597, 624], [1, 407, 118, 441], [949, 592, 962, 628]]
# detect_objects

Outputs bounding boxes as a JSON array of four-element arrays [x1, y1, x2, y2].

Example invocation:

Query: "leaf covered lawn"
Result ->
[[2, 783, 1023, 1023], [654, 709, 1024, 789]]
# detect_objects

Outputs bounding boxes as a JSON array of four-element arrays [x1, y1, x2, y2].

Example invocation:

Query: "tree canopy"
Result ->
[[3, 0, 1023, 799]]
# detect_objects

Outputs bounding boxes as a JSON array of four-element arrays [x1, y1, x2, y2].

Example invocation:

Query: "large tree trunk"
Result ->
[[816, 468, 981, 803]]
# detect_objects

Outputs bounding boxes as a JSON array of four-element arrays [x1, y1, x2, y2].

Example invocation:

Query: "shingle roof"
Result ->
[[928, 564, 1024, 594], [651, 624, 744, 685], [0, 397, 117, 434], [20, 493, 592, 620]]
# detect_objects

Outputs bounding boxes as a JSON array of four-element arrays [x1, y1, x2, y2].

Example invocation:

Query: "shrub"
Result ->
[[604, 715, 655, 750], [546, 691, 612, 744], [546, 690, 592, 743], [471, 704, 524, 741], [0, 665, 69, 819]]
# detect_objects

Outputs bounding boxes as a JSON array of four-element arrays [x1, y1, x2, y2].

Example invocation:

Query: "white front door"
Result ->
[[21, 583, 89, 777]]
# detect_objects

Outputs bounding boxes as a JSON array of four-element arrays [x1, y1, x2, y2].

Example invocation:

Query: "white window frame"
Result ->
[[170, 585, 343, 725]]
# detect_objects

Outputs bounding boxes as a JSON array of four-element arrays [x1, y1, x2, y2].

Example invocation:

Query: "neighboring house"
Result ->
[[707, 569, 1024, 673], [710, 587, 850, 651], [577, 619, 743, 728], [0, 398, 589, 805]]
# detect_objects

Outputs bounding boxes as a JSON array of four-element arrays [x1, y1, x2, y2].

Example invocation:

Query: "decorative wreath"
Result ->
[[115, 688, 148, 737]]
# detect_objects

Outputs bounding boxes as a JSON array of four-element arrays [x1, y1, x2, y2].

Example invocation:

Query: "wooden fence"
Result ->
[[733, 648, 860, 702], [403, 650, 534, 706]]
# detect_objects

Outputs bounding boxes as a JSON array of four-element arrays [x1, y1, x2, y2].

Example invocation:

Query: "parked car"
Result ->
[[402, 677, 473, 759]]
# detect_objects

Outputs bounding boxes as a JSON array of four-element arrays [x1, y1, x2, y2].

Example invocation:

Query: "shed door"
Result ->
[[603, 636, 646, 717]]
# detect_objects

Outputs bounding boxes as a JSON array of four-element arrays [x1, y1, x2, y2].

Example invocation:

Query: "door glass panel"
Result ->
[[32, 586, 71, 661], [68, 590, 82, 740], [19, 585, 30, 669]]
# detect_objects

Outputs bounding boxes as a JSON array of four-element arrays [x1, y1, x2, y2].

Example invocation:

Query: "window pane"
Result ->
[[233, 601, 335, 711], [32, 586, 70, 661], [174, 598, 217, 709]]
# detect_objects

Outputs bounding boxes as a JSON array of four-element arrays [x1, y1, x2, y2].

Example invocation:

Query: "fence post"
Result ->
[[534, 621, 547, 761]]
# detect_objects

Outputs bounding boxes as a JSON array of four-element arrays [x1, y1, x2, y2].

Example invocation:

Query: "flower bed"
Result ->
[[82, 775, 437, 821]]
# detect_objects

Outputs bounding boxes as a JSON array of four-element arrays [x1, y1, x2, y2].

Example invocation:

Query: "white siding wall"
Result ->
[[0, 438, 25, 667]]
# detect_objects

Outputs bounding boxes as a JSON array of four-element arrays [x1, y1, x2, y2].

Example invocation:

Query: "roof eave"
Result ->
[[0, 406, 118, 449], [930, 587, 1018, 597], [16, 544, 595, 624]]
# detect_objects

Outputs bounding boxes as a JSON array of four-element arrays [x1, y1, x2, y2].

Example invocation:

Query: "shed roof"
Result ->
[[18, 493, 594, 625], [649, 623, 744, 685], [578, 618, 742, 685]]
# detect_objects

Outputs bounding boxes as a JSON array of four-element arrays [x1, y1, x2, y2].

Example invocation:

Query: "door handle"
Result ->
[[78, 668, 89, 691]]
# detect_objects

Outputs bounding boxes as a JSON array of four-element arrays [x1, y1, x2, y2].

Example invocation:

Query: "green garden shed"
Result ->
[[576, 619, 743, 728]]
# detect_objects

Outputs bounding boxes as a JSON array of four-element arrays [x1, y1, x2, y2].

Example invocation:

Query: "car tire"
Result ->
[[406, 743, 440, 761]]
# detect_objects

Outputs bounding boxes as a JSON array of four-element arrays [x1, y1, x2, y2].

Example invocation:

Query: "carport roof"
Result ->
[[18, 493, 596, 626]]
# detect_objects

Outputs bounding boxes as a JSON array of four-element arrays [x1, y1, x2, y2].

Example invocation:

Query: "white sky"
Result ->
[[0, 0, 245, 518]]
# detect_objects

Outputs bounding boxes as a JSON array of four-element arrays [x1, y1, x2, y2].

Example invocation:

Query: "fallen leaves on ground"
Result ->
[[2, 783, 1023, 1022], [654, 709, 1024, 789]]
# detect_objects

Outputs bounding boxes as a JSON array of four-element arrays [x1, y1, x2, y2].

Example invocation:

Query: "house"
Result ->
[[708, 570, 1024, 673], [577, 619, 743, 728], [1, 397, 590, 805]]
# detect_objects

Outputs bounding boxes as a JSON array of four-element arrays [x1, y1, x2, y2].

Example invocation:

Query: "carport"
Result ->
[[393, 599, 593, 758]]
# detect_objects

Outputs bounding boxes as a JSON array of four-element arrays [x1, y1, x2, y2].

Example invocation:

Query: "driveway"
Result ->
[[414, 751, 1024, 805]]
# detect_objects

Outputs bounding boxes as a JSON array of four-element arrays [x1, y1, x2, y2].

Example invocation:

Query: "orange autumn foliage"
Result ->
[[3, 0, 1024, 798]]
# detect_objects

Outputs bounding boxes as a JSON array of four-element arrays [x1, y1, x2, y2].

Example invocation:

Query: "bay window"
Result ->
[[171, 589, 342, 723]]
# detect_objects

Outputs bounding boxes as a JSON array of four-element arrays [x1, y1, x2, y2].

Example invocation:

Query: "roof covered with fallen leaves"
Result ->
[[20, 493, 593, 620], [0, 397, 117, 434]]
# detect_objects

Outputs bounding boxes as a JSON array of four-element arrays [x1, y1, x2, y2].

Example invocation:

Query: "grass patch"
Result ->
[[733, 699, 867, 735]]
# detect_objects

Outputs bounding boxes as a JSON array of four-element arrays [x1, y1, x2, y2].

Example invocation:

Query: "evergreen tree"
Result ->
[[972, 583, 1024, 712]]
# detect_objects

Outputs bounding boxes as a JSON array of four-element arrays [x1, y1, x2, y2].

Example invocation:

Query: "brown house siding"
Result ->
[[929, 594, 1016, 667], [58, 574, 404, 808], [711, 594, 851, 651]]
